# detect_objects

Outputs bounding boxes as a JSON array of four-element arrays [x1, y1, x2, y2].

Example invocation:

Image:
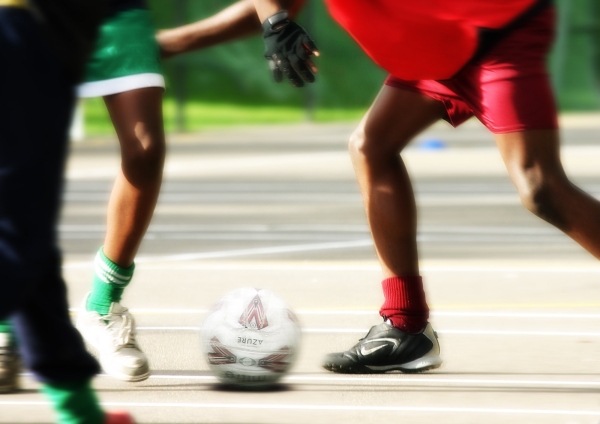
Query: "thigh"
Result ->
[[495, 129, 566, 188], [356, 84, 446, 154], [103, 87, 165, 150]]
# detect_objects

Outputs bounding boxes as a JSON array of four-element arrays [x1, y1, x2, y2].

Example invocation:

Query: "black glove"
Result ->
[[262, 11, 318, 87]]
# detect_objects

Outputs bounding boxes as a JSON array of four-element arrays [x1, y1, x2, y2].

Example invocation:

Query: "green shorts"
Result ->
[[78, 8, 164, 98]]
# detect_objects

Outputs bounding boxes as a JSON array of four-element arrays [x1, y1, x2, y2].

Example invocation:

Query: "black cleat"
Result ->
[[322, 321, 442, 374]]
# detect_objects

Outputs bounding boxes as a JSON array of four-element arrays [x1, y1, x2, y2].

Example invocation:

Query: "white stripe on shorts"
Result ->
[[78, 73, 165, 98]]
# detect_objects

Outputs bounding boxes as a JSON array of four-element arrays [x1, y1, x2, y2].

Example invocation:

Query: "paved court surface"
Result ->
[[2, 115, 600, 423]]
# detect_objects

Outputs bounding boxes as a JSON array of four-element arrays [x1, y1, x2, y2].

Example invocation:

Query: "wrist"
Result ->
[[262, 10, 289, 31]]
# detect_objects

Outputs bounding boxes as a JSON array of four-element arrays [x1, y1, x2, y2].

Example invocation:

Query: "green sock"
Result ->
[[0, 320, 15, 346], [41, 379, 105, 424], [86, 248, 134, 315]]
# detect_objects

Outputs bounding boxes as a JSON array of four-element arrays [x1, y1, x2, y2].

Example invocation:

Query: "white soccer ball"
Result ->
[[201, 287, 302, 388]]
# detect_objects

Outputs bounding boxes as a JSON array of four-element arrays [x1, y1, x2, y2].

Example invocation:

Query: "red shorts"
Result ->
[[385, 7, 558, 134]]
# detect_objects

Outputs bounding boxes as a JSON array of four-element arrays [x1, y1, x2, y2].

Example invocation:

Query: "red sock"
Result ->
[[379, 276, 429, 333]]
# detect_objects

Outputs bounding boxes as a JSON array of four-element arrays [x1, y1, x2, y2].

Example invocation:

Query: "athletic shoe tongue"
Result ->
[[366, 322, 388, 337], [108, 302, 126, 315]]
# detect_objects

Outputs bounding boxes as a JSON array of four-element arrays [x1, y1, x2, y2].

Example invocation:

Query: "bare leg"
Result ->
[[322, 86, 446, 374], [496, 129, 600, 258], [349, 86, 446, 277], [75, 88, 164, 383], [102, 87, 166, 267]]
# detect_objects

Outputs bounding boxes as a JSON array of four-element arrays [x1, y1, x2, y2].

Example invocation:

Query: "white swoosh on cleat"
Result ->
[[359, 338, 400, 356]]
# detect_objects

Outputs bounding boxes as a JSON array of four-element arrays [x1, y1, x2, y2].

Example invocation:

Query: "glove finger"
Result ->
[[269, 59, 283, 83], [295, 36, 313, 61], [301, 37, 319, 55], [295, 43, 309, 61], [305, 58, 318, 74], [289, 54, 315, 83], [275, 55, 304, 87]]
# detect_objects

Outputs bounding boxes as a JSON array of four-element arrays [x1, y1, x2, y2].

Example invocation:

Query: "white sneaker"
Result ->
[[76, 293, 150, 382]]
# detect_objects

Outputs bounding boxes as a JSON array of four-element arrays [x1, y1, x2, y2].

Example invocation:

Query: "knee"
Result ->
[[348, 127, 400, 164], [348, 128, 367, 160], [121, 134, 165, 180], [517, 172, 568, 230]]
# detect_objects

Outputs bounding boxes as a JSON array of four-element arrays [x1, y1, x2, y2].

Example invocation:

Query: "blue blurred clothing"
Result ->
[[0, 6, 99, 383]]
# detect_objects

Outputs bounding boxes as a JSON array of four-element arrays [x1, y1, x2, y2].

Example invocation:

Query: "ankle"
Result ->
[[87, 247, 134, 315], [384, 317, 427, 334], [41, 379, 104, 424], [379, 275, 429, 333]]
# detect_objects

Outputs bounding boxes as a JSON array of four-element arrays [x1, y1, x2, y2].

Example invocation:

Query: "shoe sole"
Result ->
[[100, 357, 151, 382], [0, 385, 19, 394], [0, 375, 19, 394], [83, 343, 151, 383], [322, 355, 442, 374]]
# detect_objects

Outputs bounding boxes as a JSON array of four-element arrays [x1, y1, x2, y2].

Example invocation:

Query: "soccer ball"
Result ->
[[201, 287, 302, 388]]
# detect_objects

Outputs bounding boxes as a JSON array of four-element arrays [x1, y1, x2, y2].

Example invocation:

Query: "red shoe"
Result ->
[[104, 411, 136, 424]]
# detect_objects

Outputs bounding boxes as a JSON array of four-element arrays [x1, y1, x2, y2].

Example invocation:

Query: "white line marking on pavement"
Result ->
[[135, 240, 374, 262], [133, 326, 600, 337], [2, 401, 599, 416], [20, 372, 598, 388], [63, 257, 599, 271], [72, 308, 600, 319], [431, 311, 600, 318], [139, 326, 200, 331], [63, 240, 374, 268], [144, 374, 600, 388], [60, 224, 564, 234], [67, 307, 600, 319], [421, 265, 599, 273], [308, 329, 600, 336], [436, 329, 600, 336]]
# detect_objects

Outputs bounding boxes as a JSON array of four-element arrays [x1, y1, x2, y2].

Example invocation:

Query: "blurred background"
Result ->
[[80, 0, 600, 136]]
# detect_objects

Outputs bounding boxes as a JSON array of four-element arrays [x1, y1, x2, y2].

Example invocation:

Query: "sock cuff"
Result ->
[[42, 378, 104, 424], [95, 248, 135, 286], [379, 275, 429, 332], [381, 275, 426, 309]]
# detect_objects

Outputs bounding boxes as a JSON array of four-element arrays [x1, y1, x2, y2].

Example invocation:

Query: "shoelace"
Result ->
[[102, 308, 138, 349]]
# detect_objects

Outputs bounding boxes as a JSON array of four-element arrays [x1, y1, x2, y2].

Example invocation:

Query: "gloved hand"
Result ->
[[261, 11, 319, 87]]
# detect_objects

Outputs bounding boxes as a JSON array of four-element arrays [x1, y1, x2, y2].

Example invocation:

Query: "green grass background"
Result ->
[[82, 98, 368, 135]]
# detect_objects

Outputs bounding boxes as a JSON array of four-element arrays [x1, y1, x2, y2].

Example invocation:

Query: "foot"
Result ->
[[322, 321, 442, 374], [76, 293, 150, 382], [0, 333, 19, 393], [104, 411, 136, 424]]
